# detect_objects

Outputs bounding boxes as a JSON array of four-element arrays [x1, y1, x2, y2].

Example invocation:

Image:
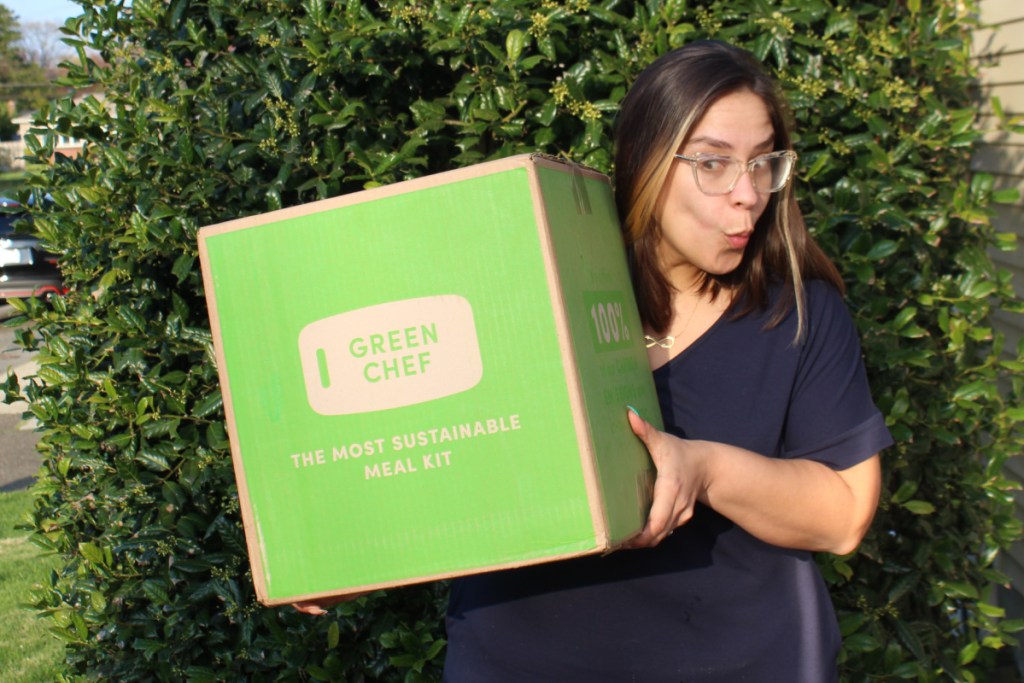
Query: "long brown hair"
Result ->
[[613, 40, 842, 340]]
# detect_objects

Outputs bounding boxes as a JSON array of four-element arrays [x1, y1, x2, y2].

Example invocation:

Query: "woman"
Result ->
[[442, 40, 892, 682]]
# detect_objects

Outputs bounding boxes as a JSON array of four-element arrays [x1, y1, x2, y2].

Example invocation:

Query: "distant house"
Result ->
[[0, 95, 97, 170]]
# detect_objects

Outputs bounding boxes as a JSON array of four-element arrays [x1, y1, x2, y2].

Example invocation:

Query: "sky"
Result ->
[[7, 0, 81, 24]]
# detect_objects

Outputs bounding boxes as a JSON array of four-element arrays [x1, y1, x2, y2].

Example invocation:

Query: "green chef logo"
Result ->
[[298, 295, 483, 415]]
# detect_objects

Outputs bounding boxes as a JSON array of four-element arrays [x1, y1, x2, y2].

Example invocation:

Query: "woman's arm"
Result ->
[[625, 409, 882, 555]]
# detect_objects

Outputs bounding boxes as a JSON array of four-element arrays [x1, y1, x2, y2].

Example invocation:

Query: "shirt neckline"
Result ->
[[650, 308, 729, 374]]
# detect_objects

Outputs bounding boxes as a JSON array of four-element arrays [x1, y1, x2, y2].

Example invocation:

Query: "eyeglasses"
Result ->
[[673, 150, 798, 196]]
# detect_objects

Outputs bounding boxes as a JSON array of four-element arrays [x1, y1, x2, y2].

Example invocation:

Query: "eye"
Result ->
[[695, 156, 729, 173], [750, 153, 781, 172]]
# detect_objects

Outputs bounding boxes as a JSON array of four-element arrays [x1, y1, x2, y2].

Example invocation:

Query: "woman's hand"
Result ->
[[624, 408, 710, 548], [291, 591, 371, 615]]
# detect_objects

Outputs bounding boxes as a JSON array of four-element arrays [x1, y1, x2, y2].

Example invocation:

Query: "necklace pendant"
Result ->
[[644, 335, 675, 349]]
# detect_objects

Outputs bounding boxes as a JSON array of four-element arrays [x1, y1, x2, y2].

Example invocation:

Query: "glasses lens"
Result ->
[[692, 157, 740, 195], [750, 153, 794, 193]]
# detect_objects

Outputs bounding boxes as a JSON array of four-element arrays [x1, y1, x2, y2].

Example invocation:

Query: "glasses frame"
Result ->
[[673, 150, 798, 196]]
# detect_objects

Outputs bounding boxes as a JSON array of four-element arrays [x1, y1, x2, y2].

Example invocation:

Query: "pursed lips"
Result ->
[[725, 231, 752, 249]]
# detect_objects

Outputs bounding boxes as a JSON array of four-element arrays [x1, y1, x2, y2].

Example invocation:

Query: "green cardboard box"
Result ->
[[198, 154, 661, 605]]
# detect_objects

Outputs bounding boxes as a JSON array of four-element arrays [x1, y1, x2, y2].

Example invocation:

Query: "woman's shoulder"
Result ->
[[802, 277, 847, 311], [758, 277, 846, 324], [750, 278, 854, 349], [802, 277, 851, 313], [800, 278, 862, 349]]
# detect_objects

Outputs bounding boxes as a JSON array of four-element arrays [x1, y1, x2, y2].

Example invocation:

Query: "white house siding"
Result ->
[[974, 0, 1024, 659]]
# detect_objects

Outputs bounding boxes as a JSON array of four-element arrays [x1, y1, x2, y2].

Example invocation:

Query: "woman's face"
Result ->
[[653, 88, 774, 288]]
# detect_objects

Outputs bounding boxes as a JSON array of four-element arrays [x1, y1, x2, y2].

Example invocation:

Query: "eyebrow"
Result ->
[[685, 134, 776, 152]]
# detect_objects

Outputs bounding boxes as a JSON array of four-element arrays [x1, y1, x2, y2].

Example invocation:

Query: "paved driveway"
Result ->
[[0, 303, 43, 492]]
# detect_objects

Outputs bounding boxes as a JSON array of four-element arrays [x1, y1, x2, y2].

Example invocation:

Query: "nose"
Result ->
[[729, 168, 759, 207]]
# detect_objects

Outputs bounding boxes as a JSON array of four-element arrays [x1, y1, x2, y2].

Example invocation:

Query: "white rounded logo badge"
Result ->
[[298, 295, 483, 415]]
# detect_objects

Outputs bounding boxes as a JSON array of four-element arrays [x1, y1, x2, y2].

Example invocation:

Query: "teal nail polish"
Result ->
[[627, 404, 640, 417]]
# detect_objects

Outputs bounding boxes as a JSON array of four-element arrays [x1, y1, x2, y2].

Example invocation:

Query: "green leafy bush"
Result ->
[[4, 0, 1023, 680]]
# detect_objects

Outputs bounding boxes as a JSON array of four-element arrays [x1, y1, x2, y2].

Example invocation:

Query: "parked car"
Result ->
[[0, 197, 65, 300]]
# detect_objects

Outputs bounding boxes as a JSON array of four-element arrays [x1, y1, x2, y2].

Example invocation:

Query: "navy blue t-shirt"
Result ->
[[444, 281, 893, 682]]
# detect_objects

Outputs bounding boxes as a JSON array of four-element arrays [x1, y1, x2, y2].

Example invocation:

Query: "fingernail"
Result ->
[[627, 404, 641, 418]]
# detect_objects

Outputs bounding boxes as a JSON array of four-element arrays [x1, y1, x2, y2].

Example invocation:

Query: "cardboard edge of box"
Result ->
[[197, 229, 265, 596], [271, 542, 631, 607], [198, 153, 627, 605], [521, 161, 612, 551], [199, 154, 601, 239]]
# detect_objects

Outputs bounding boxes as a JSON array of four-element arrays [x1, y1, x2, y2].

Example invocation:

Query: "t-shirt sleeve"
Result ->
[[782, 282, 893, 469]]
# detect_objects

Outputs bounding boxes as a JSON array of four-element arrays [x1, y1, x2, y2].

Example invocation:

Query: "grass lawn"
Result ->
[[0, 489, 63, 681]]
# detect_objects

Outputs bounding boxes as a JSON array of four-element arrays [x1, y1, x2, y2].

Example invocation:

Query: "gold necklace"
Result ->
[[644, 334, 675, 349], [644, 295, 700, 350]]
